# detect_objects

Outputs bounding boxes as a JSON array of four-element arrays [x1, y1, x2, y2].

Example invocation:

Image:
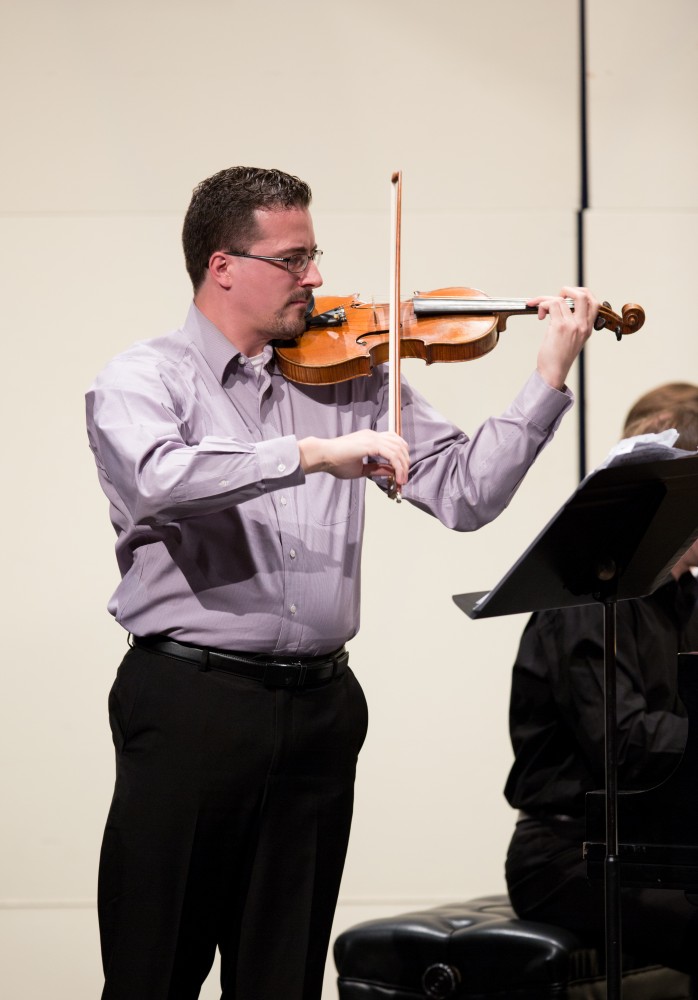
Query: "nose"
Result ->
[[300, 259, 323, 289]]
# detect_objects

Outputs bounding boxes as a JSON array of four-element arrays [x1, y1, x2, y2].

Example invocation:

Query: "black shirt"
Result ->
[[504, 572, 698, 817]]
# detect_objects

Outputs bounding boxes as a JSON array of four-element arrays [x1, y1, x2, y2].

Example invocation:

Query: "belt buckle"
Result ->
[[262, 659, 305, 689]]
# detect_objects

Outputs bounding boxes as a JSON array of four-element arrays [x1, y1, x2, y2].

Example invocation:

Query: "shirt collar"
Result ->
[[182, 302, 274, 385]]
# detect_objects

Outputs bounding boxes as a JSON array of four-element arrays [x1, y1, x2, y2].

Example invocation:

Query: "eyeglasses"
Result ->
[[223, 249, 323, 273]]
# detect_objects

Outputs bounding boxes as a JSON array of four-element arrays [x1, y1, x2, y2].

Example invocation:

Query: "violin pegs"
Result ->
[[594, 300, 613, 332]]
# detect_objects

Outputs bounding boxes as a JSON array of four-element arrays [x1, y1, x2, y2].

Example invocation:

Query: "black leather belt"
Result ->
[[131, 635, 348, 689]]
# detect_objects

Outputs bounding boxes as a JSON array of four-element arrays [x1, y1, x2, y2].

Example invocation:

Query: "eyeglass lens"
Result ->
[[288, 250, 322, 273]]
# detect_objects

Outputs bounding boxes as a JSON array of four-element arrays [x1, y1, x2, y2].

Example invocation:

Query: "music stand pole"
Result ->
[[603, 598, 622, 1000]]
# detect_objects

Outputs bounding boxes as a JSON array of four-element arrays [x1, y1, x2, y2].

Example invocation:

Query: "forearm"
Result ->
[[298, 431, 410, 484]]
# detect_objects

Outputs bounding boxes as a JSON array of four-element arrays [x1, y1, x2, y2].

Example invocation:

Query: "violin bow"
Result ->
[[388, 170, 403, 502]]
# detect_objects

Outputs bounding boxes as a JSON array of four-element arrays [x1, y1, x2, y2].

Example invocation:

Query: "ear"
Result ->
[[208, 251, 234, 289]]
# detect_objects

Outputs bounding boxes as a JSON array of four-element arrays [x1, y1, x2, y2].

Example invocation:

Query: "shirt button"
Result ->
[[219, 479, 229, 487], [277, 462, 286, 473], [279, 497, 288, 507], [289, 604, 297, 615], [289, 549, 296, 559]]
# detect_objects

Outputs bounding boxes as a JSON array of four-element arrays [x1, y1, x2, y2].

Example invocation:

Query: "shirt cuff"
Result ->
[[256, 436, 304, 485], [515, 370, 574, 430]]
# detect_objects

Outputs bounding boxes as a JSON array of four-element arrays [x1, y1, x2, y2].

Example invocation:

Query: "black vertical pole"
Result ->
[[585, 11, 621, 993], [603, 599, 622, 1000], [578, 0, 589, 481]]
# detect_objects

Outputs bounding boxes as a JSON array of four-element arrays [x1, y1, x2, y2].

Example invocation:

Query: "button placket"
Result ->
[[274, 490, 302, 633], [262, 379, 305, 645]]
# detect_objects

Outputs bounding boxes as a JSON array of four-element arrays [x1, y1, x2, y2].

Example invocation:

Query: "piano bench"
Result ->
[[334, 894, 691, 999]]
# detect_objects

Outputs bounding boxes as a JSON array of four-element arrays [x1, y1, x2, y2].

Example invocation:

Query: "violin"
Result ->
[[276, 171, 645, 500], [274, 288, 645, 386]]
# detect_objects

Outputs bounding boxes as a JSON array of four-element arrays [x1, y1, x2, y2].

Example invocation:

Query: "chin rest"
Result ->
[[334, 894, 690, 999]]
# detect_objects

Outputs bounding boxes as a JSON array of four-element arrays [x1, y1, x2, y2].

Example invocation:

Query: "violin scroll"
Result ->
[[594, 301, 645, 341]]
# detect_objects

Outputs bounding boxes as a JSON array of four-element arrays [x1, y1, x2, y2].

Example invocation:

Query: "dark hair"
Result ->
[[622, 382, 698, 451], [182, 166, 312, 291]]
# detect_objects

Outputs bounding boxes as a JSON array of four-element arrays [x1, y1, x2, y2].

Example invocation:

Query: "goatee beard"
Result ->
[[269, 297, 312, 342], [269, 319, 306, 345]]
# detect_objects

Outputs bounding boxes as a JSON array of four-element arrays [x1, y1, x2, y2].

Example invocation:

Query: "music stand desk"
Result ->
[[453, 452, 698, 1000]]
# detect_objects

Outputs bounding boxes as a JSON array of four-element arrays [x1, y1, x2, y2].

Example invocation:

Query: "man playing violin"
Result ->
[[86, 165, 598, 1000]]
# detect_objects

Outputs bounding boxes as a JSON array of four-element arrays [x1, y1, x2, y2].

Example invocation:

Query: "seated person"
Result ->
[[504, 382, 698, 977]]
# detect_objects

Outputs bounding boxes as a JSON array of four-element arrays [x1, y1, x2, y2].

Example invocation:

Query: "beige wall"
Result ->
[[1, 1, 696, 997]]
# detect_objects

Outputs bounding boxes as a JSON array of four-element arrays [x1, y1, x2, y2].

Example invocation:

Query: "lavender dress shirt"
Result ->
[[86, 304, 572, 655]]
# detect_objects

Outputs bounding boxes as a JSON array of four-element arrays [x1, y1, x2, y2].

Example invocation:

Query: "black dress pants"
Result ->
[[505, 815, 698, 976], [98, 645, 369, 1000]]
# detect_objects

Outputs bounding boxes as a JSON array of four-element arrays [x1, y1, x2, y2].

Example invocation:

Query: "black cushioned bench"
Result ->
[[334, 894, 690, 999]]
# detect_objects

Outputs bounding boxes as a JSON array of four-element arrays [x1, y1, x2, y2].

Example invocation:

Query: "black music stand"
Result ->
[[453, 452, 698, 1000]]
